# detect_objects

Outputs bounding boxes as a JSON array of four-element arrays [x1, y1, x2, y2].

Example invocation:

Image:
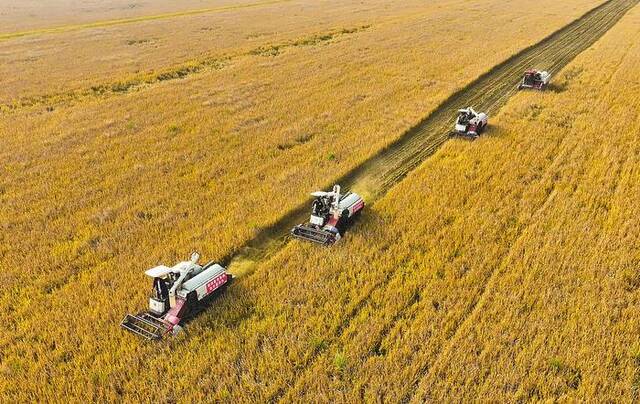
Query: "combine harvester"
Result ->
[[291, 184, 364, 245], [121, 252, 231, 340], [519, 69, 551, 90], [452, 107, 488, 139]]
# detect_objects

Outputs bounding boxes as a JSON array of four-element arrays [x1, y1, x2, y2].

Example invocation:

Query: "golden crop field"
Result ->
[[4, 0, 608, 104], [2, 0, 639, 401]]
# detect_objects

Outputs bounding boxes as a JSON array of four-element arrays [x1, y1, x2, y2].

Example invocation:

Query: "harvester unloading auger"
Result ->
[[291, 184, 365, 245], [121, 252, 231, 340]]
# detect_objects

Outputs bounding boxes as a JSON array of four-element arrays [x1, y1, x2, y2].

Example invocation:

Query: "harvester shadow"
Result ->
[[448, 132, 481, 142], [179, 276, 256, 332], [337, 210, 365, 242], [479, 124, 506, 139], [547, 82, 568, 93], [219, 202, 309, 269], [448, 125, 502, 141], [180, 281, 231, 326]]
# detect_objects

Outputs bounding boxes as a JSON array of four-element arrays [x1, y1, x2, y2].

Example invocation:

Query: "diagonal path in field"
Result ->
[[0, 0, 293, 41], [224, 0, 640, 275], [276, 116, 587, 403], [210, 0, 640, 399]]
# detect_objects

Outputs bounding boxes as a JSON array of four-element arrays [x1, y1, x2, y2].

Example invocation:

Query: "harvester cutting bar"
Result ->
[[291, 225, 336, 245], [121, 313, 170, 340]]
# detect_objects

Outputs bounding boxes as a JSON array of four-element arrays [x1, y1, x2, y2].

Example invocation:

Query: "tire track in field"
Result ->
[[401, 129, 581, 403], [390, 9, 640, 402], [0, 0, 292, 41], [265, 271, 393, 402], [217, 0, 639, 399], [224, 0, 640, 274], [363, 0, 634, 192], [278, 129, 571, 403]]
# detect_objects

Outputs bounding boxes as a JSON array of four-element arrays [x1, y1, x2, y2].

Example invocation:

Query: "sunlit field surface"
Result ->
[[2, 0, 639, 401]]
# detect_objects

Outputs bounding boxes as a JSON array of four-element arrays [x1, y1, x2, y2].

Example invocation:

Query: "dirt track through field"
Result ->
[[252, 0, 640, 400], [225, 0, 640, 276]]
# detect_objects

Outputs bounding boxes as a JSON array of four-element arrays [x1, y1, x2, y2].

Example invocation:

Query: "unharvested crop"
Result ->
[[257, 8, 640, 401], [1, 0, 638, 401]]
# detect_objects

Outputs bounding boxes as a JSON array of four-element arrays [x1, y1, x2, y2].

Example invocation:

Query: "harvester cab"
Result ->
[[519, 69, 551, 90], [121, 252, 230, 340], [291, 184, 364, 245], [453, 107, 488, 138]]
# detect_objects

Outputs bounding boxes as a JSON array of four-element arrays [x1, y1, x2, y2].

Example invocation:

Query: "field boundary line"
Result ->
[[0, 25, 370, 115], [0, 0, 293, 42]]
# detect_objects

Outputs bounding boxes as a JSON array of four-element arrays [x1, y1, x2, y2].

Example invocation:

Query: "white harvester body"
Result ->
[[519, 69, 551, 90], [453, 107, 488, 138], [292, 184, 365, 245], [121, 252, 230, 340]]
